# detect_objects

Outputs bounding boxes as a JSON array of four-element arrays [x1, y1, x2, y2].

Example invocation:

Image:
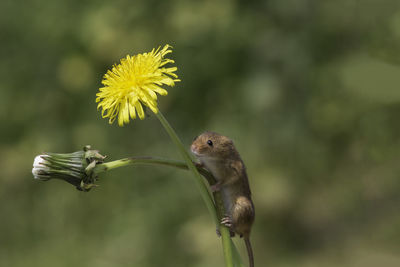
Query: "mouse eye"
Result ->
[[207, 140, 213, 146]]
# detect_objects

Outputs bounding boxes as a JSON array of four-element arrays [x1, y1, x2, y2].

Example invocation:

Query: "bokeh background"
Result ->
[[1, 0, 400, 266]]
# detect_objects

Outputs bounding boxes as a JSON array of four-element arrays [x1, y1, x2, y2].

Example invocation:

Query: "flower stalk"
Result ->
[[92, 156, 213, 181], [155, 111, 217, 222], [155, 111, 236, 267]]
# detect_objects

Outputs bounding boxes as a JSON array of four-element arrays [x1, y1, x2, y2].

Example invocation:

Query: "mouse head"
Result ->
[[191, 131, 238, 160]]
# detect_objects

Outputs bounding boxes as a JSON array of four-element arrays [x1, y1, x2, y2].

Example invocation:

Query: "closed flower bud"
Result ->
[[32, 145, 105, 192]]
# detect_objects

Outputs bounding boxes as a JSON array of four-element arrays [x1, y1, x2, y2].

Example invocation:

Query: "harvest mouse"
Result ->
[[191, 131, 255, 267]]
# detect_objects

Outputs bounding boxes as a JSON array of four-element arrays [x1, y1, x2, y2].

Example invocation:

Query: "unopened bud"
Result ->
[[32, 146, 105, 192]]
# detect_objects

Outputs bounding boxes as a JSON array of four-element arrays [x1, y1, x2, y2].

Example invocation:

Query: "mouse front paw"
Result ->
[[210, 182, 221, 192]]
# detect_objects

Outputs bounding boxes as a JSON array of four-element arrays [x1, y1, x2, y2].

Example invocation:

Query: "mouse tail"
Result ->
[[244, 237, 254, 267]]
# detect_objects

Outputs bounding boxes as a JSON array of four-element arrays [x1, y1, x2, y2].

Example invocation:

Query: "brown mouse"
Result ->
[[191, 131, 255, 267]]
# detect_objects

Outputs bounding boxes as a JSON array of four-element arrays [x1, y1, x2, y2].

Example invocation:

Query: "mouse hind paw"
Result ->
[[221, 215, 234, 228]]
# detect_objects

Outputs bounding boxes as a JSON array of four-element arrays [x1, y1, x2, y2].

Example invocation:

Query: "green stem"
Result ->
[[155, 111, 218, 223], [93, 156, 213, 183], [155, 111, 234, 267]]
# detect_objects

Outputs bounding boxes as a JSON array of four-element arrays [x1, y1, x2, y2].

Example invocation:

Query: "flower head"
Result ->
[[32, 146, 106, 192], [96, 44, 180, 126]]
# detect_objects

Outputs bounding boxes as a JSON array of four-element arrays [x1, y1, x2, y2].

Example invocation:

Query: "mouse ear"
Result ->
[[223, 136, 234, 145]]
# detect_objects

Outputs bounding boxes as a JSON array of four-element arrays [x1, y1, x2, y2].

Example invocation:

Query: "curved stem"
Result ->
[[93, 156, 214, 184], [155, 111, 235, 267], [155, 111, 218, 223]]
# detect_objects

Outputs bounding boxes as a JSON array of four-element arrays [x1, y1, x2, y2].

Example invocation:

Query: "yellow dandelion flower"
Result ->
[[96, 44, 180, 126]]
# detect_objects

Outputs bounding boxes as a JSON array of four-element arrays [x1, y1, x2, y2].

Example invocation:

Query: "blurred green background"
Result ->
[[1, 0, 400, 266]]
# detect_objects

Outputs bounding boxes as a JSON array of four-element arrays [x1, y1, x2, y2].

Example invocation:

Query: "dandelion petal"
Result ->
[[96, 44, 179, 126]]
